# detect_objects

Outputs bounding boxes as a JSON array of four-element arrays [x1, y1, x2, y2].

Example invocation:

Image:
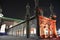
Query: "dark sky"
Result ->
[[1, 0, 59, 19], [0, 0, 60, 29]]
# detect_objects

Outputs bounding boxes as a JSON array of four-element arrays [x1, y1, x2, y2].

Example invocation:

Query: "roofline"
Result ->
[[0, 16, 25, 22]]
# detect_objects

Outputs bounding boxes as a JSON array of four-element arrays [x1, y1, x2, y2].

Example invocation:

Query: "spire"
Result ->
[[49, 4, 54, 18], [25, 3, 30, 19], [49, 4, 56, 19], [34, 0, 40, 37], [34, 0, 40, 16], [34, 0, 39, 8], [25, 3, 30, 38], [0, 4, 3, 17], [38, 8, 44, 16], [50, 4, 54, 14]]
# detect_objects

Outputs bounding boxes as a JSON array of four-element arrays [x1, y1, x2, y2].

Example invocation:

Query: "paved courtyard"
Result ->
[[0, 35, 60, 40]]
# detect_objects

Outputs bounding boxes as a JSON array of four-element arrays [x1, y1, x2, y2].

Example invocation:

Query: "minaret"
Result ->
[[49, 4, 57, 38], [49, 4, 53, 18], [0, 2, 4, 28], [38, 8, 44, 16], [34, 0, 43, 16], [25, 3, 30, 38], [25, 3, 30, 18], [34, 0, 39, 8], [34, 0, 40, 38], [49, 4, 57, 20], [0, 1, 3, 17], [0, 9, 3, 17], [34, 0, 39, 15], [49, 4, 56, 18]]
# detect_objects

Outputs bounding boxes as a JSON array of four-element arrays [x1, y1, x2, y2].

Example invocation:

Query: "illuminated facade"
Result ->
[[0, 0, 59, 39], [39, 16, 58, 38], [0, 17, 24, 29], [7, 1, 59, 39], [0, 3, 24, 29]]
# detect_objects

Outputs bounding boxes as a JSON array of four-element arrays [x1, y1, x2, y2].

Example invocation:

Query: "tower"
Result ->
[[49, 4, 58, 38], [25, 3, 30, 18], [25, 3, 30, 38], [34, 0, 40, 38], [49, 4, 56, 19], [0, 0, 3, 17], [0, 1, 4, 28]]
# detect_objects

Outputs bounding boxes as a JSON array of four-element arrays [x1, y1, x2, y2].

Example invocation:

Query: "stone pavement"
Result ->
[[0, 35, 38, 40], [0, 35, 60, 40]]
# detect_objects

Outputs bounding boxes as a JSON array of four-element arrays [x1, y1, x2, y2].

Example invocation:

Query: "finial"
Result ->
[[49, 3, 54, 13], [26, 3, 30, 8], [25, 3, 30, 19], [34, 0, 39, 8], [49, 3, 56, 19]]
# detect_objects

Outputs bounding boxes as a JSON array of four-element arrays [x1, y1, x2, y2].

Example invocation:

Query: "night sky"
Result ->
[[0, 0, 60, 29]]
